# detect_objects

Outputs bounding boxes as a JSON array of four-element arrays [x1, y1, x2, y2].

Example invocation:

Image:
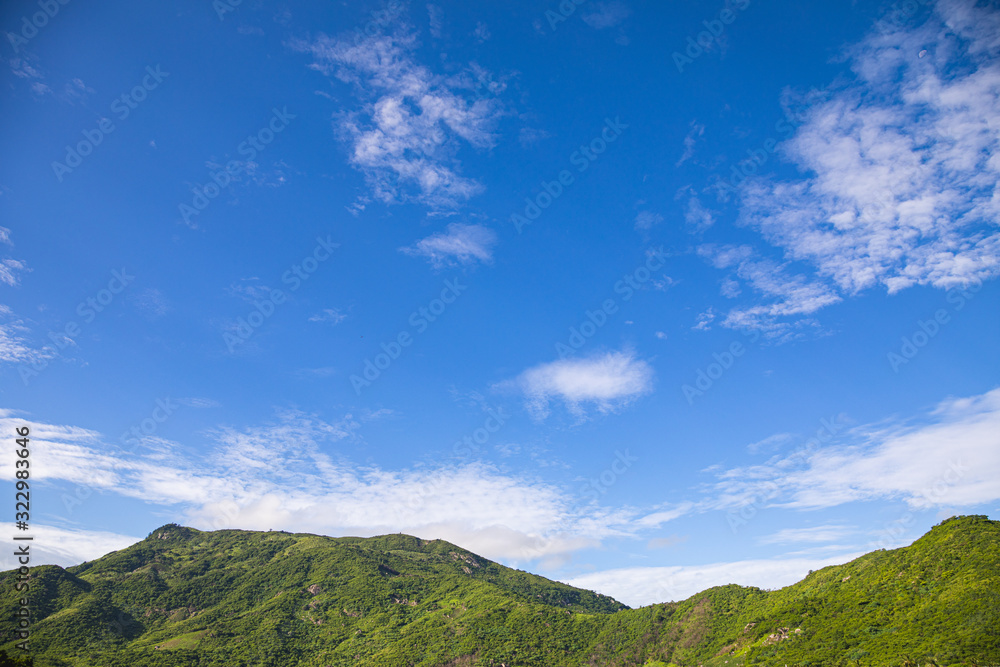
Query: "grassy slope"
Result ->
[[0, 516, 996, 666]]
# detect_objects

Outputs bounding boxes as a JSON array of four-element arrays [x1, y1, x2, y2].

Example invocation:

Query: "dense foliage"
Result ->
[[1, 515, 996, 666]]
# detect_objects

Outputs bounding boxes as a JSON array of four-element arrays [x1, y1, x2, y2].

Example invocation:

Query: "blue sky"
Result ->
[[1, 0, 999, 607]]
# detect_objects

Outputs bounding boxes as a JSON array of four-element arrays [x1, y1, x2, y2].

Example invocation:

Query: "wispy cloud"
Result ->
[[131, 288, 170, 319], [0, 410, 648, 564], [683, 195, 714, 231], [176, 397, 221, 409], [581, 2, 632, 30], [565, 552, 864, 606], [709, 388, 1000, 510], [634, 211, 663, 231], [0, 525, 142, 571], [427, 4, 443, 39], [296, 26, 503, 208], [746, 431, 795, 454], [515, 350, 654, 420], [0, 306, 49, 364], [692, 308, 715, 331], [757, 524, 855, 545], [0, 226, 29, 287], [698, 244, 840, 338], [675, 120, 704, 167], [401, 222, 498, 267], [720, 0, 1000, 320], [309, 308, 347, 324]]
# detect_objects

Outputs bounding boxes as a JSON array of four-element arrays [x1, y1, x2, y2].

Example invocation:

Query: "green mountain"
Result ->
[[1, 515, 997, 666]]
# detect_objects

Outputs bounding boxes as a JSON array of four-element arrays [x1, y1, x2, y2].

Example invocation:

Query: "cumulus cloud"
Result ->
[[516, 351, 654, 420], [401, 222, 498, 267], [296, 26, 503, 208]]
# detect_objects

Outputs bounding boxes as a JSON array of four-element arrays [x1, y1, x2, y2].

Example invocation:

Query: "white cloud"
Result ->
[[634, 211, 663, 231], [0, 525, 142, 570], [226, 278, 273, 302], [699, 244, 841, 337], [720, 277, 742, 298], [0, 226, 29, 287], [676, 121, 705, 167], [692, 308, 715, 331], [581, 2, 632, 29], [176, 397, 221, 408], [131, 288, 169, 318], [635, 502, 696, 529], [516, 351, 654, 420], [473, 21, 491, 43], [757, 524, 855, 545], [309, 308, 347, 324], [746, 431, 795, 454], [401, 222, 498, 267], [710, 388, 1000, 511], [0, 306, 50, 364], [62, 77, 94, 104], [0, 410, 648, 564], [518, 127, 550, 148], [427, 4, 443, 39], [564, 552, 863, 607], [684, 195, 714, 231], [297, 26, 502, 208], [723, 0, 1000, 317]]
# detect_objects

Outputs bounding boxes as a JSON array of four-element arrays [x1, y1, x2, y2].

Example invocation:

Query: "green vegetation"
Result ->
[[1, 515, 997, 666]]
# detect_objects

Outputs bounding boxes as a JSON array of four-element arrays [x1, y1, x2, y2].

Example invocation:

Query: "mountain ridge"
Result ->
[[1, 515, 997, 666]]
